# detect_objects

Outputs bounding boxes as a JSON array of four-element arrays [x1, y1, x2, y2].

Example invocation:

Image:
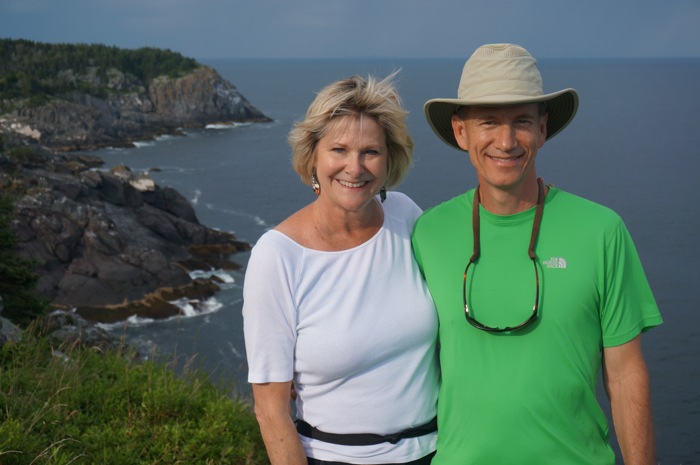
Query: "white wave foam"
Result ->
[[228, 342, 243, 359], [191, 189, 202, 205], [133, 140, 155, 148], [171, 296, 223, 317], [205, 122, 253, 130], [170, 297, 198, 317], [97, 313, 155, 331], [97, 296, 224, 331], [100, 147, 127, 153], [203, 204, 272, 231], [189, 269, 236, 289]]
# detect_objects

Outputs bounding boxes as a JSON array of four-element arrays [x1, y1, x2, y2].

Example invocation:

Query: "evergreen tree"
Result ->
[[0, 39, 200, 101], [0, 195, 48, 326]]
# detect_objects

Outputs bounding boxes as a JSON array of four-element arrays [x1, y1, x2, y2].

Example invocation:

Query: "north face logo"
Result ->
[[543, 257, 567, 269]]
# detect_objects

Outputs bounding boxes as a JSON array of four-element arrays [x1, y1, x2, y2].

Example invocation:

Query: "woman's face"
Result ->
[[313, 114, 388, 216]]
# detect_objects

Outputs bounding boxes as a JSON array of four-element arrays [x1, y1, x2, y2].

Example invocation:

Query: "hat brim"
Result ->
[[424, 89, 579, 151]]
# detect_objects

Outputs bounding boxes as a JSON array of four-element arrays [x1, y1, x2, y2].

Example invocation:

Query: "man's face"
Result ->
[[451, 103, 547, 192]]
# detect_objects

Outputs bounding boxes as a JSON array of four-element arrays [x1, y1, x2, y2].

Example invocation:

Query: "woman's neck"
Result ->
[[309, 199, 384, 250]]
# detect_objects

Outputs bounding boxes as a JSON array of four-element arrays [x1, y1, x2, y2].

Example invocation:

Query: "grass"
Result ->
[[0, 334, 268, 465]]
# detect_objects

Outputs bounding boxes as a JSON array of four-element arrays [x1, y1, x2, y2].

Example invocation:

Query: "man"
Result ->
[[412, 43, 662, 465]]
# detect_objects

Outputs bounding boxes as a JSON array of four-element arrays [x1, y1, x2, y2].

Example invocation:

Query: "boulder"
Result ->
[[0, 296, 22, 345], [30, 310, 118, 352]]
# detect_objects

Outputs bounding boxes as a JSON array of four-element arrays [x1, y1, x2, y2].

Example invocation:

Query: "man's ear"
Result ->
[[451, 114, 470, 151]]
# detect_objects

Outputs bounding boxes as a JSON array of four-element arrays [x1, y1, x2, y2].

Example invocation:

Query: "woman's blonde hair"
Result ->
[[288, 72, 414, 189]]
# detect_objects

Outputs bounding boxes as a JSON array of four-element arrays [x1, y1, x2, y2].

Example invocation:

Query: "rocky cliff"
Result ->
[[0, 65, 270, 152], [0, 144, 250, 323], [0, 44, 267, 325]]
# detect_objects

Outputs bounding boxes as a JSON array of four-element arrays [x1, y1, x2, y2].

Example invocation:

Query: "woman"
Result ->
[[243, 73, 439, 465]]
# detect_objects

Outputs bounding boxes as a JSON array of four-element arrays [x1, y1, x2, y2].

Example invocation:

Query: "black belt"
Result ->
[[296, 416, 437, 446]]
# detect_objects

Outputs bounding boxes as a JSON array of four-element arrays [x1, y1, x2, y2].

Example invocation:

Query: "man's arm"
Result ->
[[603, 334, 656, 465], [252, 381, 307, 465]]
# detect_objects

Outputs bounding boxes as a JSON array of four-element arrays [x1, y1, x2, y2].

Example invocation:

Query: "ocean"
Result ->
[[91, 58, 700, 464]]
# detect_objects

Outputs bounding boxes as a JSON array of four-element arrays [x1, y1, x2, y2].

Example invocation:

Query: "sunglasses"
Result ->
[[462, 178, 545, 333]]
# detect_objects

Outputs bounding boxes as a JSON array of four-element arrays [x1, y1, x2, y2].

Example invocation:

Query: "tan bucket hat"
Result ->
[[424, 43, 579, 151]]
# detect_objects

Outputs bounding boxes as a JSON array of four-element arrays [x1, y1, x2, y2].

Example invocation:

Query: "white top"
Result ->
[[243, 192, 439, 463]]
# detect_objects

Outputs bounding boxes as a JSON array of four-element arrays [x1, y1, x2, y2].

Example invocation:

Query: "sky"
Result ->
[[1, 0, 699, 60]]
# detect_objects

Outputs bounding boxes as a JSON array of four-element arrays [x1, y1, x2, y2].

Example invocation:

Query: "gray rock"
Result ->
[[32, 310, 117, 352], [0, 296, 22, 345], [0, 148, 250, 322], [1, 66, 270, 151]]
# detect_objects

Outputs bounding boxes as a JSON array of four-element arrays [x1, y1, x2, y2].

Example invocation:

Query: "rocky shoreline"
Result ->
[[1, 146, 250, 323], [0, 62, 267, 330], [1, 65, 271, 152]]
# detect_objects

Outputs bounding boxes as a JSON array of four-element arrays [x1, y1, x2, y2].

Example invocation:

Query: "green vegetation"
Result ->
[[0, 194, 49, 326], [0, 337, 268, 464], [0, 38, 200, 101], [0, 169, 267, 464]]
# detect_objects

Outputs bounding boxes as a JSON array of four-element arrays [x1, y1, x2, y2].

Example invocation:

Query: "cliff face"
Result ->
[[0, 66, 270, 152], [0, 146, 250, 323], [0, 48, 264, 324], [149, 67, 264, 123]]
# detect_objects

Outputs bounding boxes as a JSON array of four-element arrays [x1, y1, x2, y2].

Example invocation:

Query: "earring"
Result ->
[[311, 169, 321, 195], [380, 186, 387, 203]]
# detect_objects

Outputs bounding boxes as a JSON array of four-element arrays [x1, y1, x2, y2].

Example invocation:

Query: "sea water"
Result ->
[[92, 58, 700, 464]]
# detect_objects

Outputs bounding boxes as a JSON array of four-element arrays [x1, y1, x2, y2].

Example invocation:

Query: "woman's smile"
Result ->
[[313, 114, 388, 215]]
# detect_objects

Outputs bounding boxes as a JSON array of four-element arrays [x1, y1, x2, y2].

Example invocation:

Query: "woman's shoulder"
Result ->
[[251, 206, 312, 259], [250, 229, 298, 260], [383, 191, 422, 222], [272, 204, 315, 246]]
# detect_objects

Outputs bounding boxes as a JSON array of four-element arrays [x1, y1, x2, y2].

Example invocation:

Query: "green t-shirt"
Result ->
[[412, 187, 662, 465]]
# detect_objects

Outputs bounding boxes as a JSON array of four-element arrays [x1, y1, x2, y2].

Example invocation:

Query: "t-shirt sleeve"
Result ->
[[600, 219, 663, 347], [242, 233, 298, 383], [386, 191, 423, 223]]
